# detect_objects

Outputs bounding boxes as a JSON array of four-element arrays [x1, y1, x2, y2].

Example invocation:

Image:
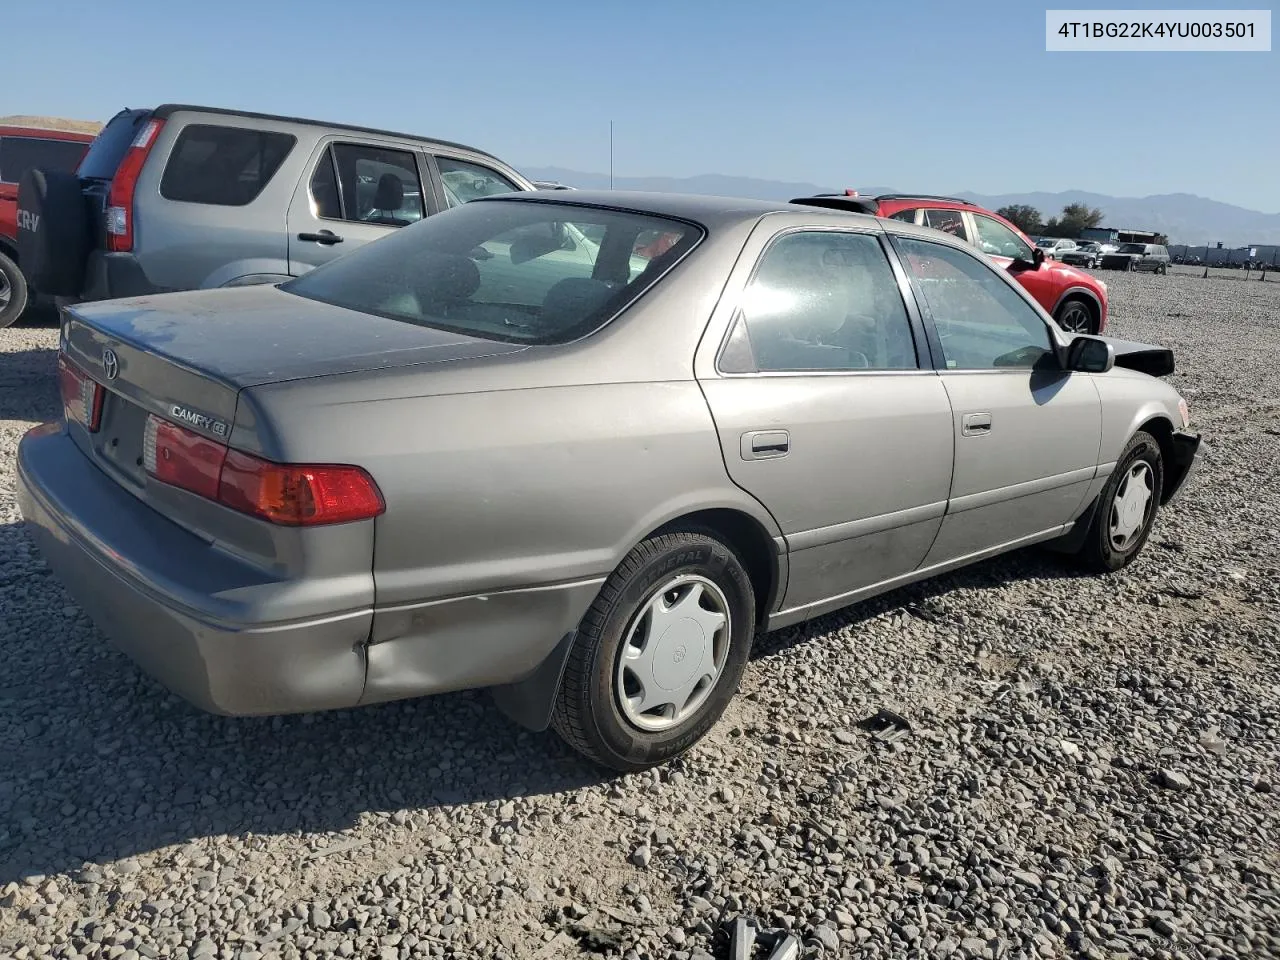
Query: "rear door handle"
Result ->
[[741, 430, 790, 460], [297, 230, 344, 245], [961, 413, 992, 437]]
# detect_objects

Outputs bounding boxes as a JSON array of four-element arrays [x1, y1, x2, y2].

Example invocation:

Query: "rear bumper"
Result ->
[[17, 424, 600, 717], [17, 424, 371, 715], [1163, 430, 1203, 505]]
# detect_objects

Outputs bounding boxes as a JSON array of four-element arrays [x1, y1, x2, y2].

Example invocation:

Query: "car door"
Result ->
[[287, 138, 434, 275], [696, 225, 955, 616], [892, 234, 1101, 565]]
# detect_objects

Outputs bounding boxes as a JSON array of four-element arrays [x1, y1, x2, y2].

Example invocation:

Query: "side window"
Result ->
[[732, 231, 918, 373], [888, 208, 919, 224], [897, 237, 1052, 371], [160, 125, 296, 206], [0, 136, 88, 183], [436, 157, 519, 207], [330, 143, 425, 226], [923, 208, 968, 242], [971, 215, 1035, 260]]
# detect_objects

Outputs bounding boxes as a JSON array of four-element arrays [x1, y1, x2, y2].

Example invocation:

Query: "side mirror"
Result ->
[[1066, 335, 1115, 373], [1032, 247, 1046, 267]]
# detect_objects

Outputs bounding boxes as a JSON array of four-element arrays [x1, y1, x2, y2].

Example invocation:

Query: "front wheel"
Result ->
[[0, 251, 30, 329], [551, 529, 756, 772], [1074, 430, 1164, 573], [1055, 298, 1095, 334]]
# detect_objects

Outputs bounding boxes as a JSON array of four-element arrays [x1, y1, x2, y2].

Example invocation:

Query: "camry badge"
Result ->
[[169, 404, 230, 438]]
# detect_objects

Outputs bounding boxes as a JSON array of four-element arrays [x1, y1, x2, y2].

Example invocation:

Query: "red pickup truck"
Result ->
[[1, 123, 95, 327]]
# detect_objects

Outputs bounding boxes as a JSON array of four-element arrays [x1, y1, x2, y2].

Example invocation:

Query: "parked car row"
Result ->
[[8, 101, 1201, 770], [1101, 243, 1171, 273]]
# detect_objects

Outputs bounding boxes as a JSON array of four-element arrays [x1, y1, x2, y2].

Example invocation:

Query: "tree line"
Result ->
[[995, 203, 1105, 238]]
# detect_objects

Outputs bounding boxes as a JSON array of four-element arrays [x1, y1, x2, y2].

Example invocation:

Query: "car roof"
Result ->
[[149, 103, 502, 160]]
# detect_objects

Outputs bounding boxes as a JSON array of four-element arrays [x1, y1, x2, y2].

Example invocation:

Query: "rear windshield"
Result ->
[[0, 136, 88, 183], [76, 109, 151, 180], [160, 124, 296, 206], [281, 199, 703, 344]]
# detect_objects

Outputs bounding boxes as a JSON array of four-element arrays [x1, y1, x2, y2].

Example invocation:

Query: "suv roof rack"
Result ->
[[151, 104, 502, 162], [788, 195, 880, 216], [874, 193, 973, 205]]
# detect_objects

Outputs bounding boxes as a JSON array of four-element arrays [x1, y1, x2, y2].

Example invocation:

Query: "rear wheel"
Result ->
[[1055, 297, 1095, 334], [551, 529, 755, 772], [1074, 430, 1163, 572], [0, 251, 30, 329]]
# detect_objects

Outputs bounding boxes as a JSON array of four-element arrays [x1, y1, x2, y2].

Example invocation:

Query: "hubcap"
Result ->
[[615, 574, 731, 732], [1058, 302, 1092, 333], [0, 270, 10, 309], [1109, 461, 1154, 551]]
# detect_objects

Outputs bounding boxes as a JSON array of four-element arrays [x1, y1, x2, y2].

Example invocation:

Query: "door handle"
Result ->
[[297, 230, 344, 245], [961, 413, 992, 437], [741, 430, 790, 460]]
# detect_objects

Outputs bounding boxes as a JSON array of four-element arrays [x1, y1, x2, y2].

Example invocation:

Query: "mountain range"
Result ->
[[522, 166, 1280, 247]]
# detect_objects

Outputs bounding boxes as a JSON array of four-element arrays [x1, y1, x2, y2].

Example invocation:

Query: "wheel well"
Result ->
[[1137, 415, 1178, 502], [0, 237, 16, 264], [653, 509, 780, 626]]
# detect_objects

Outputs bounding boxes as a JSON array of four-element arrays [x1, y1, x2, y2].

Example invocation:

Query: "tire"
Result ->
[[1074, 430, 1164, 573], [551, 529, 756, 772], [1128, 259, 1138, 273], [1055, 297, 1095, 334], [0, 250, 29, 329], [16, 168, 90, 297]]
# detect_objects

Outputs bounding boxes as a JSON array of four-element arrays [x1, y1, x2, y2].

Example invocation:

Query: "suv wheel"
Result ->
[[0, 251, 30, 329], [1055, 298, 1095, 334]]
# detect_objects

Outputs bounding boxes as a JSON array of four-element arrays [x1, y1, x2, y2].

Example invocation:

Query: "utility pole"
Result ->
[[609, 121, 614, 191]]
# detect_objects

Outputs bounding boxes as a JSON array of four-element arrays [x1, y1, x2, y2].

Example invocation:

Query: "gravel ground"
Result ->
[[1, 274, 1277, 960]]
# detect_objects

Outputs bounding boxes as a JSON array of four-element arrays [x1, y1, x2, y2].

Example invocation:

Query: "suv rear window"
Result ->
[[160, 125, 296, 206], [76, 109, 151, 180], [0, 136, 88, 183], [282, 198, 702, 344]]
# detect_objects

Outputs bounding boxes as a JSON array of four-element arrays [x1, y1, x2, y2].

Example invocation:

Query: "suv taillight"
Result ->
[[106, 119, 164, 253], [142, 415, 385, 526], [57, 354, 104, 431]]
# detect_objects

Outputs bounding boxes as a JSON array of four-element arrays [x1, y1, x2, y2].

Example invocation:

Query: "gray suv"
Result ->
[[16, 104, 535, 304]]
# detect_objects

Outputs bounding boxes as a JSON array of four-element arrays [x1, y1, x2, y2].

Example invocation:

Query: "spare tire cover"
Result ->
[[16, 168, 90, 297]]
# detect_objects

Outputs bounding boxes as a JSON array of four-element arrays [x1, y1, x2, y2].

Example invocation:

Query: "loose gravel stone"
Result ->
[[2, 276, 1280, 959]]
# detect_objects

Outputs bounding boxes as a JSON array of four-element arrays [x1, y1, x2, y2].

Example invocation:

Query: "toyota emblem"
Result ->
[[102, 348, 119, 381]]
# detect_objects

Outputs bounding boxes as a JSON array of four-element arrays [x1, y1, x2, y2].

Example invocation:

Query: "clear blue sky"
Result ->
[[6, 0, 1277, 210]]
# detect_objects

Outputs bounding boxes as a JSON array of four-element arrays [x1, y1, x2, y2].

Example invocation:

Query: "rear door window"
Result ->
[[436, 157, 520, 207], [0, 136, 89, 183], [160, 124, 296, 206], [923, 208, 968, 242], [329, 143, 425, 226]]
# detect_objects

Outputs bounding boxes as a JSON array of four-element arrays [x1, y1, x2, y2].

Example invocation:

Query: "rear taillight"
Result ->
[[106, 119, 164, 253], [57, 354, 104, 431], [142, 414, 384, 526]]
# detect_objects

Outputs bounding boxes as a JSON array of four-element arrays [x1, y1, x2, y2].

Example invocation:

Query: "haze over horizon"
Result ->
[[6, 0, 1276, 209]]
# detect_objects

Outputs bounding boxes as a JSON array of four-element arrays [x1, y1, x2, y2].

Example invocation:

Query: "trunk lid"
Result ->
[[60, 283, 528, 495]]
